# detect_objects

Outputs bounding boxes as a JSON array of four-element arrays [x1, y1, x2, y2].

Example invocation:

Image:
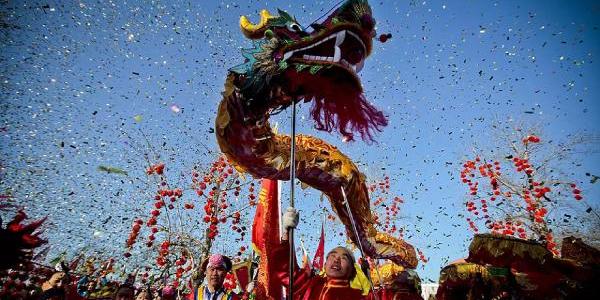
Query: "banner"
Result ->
[[312, 223, 325, 271], [250, 179, 281, 300]]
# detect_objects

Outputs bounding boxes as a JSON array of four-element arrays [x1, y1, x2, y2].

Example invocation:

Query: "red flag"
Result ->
[[312, 223, 325, 270], [232, 261, 251, 291], [234, 266, 249, 291], [251, 179, 282, 300]]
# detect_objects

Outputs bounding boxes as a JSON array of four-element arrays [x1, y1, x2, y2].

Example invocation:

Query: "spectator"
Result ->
[[189, 254, 240, 300]]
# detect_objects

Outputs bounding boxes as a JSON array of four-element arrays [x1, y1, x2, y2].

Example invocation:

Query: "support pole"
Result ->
[[373, 258, 384, 289], [288, 102, 297, 300], [340, 187, 379, 300]]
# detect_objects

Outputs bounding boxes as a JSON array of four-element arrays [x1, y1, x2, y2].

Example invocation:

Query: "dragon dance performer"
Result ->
[[274, 208, 369, 300]]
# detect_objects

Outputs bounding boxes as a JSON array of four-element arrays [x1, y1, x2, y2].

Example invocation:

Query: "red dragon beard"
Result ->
[[285, 68, 388, 142]]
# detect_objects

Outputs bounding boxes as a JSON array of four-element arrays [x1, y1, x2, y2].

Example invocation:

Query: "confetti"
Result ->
[[170, 104, 181, 113], [0, 0, 596, 288]]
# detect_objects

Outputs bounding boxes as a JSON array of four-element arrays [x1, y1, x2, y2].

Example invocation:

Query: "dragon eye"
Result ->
[[288, 23, 303, 32]]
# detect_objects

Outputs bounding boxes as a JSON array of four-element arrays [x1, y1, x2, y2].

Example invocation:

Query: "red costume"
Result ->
[[273, 240, 367, 300]]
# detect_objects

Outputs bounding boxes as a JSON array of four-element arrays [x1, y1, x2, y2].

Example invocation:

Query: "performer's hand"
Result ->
[[282, 207, 299, 231], [246, 281, 254, 293], [360, 258, 370, 276]]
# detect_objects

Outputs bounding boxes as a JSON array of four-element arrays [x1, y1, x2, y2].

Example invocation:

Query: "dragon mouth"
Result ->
[[282, 29, 367, 75]]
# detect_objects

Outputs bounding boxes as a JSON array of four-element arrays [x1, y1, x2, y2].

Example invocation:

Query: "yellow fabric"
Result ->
[[370, 263, 405, 286], [350, 263, 371, 296], [196, 286, 232, 300], [440, 262, 490, 282]]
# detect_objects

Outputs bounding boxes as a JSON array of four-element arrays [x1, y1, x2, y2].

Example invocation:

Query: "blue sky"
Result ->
[[1, 0, 599, 283]]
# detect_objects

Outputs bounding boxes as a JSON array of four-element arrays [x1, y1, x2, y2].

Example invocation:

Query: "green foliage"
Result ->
[[295, 64, 309, 72], [278, 60, 288, 70], [309, 65, 323, 75]]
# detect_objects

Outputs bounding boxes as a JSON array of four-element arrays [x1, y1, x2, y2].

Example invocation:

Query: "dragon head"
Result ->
[[0, 210, 47, 270], [232, 0, 386, 142]]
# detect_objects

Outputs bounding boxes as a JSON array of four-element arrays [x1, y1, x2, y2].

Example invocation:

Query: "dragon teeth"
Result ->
[[301, 55, 333, 62], [335, 30, 346, 46], [339, 58, 358, 73], [334, 47, 341, 62], [282, 29, 366, 72], [332, 31, 345, 62]]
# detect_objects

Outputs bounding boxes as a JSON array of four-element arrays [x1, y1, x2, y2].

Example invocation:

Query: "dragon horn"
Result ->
[[240, 9, 275, 39]]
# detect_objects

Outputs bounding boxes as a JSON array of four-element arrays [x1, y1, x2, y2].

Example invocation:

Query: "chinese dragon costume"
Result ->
[[215, 0, 417, 268]]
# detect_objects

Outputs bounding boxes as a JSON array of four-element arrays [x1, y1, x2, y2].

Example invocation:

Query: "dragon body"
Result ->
[[215, 0, 417, 268]]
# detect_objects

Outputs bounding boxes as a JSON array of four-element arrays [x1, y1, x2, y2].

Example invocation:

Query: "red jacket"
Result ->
[[273, 240, 368, 300]]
